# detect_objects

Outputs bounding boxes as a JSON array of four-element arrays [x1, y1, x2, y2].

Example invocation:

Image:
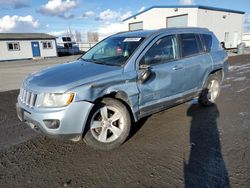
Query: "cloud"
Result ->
[[47, 30, 67, 37], [61, 13, 74, 19], [0, 0, 29, 9], [81, 11, 95, 19], [97, 9, 119, 21], [97, 9, 132, 22], [0, 15, 39, 32], [94, 9, 132, 39], [121, 11, 133, 21], [39, 0, 78, 19], [97, 22, 126, 39], [138, 6, 146, 13], [179, 0, 195, 5]]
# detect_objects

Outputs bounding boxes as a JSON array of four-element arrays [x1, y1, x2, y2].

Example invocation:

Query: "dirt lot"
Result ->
[[0, 55, 250, 187]]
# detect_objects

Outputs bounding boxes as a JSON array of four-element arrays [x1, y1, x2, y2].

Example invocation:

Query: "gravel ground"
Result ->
[[0, 55, 249, 187]]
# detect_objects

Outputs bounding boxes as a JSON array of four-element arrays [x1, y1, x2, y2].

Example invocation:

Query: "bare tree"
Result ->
[[75, 30, 82, 42], [87, 32, 99, 42], [66, 26, 74, 41]]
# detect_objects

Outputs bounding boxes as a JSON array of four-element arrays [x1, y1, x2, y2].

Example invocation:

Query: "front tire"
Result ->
[[198, 74, 221, 106], [83, 98, 131, 150]]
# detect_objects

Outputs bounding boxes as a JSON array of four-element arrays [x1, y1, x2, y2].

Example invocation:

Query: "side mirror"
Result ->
[[220, 42, 225, 49], [139, 64, 152, 84]]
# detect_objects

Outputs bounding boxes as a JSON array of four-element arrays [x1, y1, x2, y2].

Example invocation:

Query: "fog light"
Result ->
[[43, 119, 60, 129]]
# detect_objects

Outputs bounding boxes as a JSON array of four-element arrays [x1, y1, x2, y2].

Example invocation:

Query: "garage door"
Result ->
[[167, 14, 188, 28], [129, 22, 143, 31]]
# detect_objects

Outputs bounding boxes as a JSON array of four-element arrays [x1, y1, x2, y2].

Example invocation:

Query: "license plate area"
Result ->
[[16, 104, 31, 122]]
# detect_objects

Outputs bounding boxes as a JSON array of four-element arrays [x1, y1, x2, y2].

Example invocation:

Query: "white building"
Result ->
[[123, 5, 245, 49], [0, 33, 57, 61]]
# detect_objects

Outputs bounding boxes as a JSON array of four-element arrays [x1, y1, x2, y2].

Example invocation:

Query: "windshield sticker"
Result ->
[[123, 38, 142, 42]]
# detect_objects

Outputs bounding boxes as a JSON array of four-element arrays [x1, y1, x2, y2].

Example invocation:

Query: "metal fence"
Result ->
[[57, 42, 97, 55], [77, 42, 97, 52]]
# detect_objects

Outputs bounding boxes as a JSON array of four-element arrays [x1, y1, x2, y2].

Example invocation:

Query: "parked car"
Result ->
[[16, 28, 228, 150]]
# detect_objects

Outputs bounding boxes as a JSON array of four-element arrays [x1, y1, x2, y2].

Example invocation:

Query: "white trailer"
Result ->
[[0, 33, 57, 61]]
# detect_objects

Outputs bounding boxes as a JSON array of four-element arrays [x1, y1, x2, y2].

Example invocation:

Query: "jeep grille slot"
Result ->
[[19, 88, 37, 107]]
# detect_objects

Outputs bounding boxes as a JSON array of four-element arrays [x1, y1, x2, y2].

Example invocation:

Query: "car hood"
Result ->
[[23, 59, 123, 93]]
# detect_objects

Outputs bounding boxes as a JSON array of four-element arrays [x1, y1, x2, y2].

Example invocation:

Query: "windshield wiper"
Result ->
[[82, 58, 120, 66], [81, 58, 103, 64]]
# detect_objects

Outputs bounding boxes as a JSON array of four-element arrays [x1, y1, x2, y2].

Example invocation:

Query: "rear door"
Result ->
[[179, 33, 212, 92], [137, 35, 186, 113]]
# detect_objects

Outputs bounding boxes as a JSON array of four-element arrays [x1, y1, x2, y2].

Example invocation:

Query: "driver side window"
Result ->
[[141, 35, 178, 65]]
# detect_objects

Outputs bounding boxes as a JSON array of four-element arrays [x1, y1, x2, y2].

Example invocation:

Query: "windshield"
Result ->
[[81, 36, 145, 66]]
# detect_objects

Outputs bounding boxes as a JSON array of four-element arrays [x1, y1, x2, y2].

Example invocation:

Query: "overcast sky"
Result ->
[[0, 0, 249, 39]]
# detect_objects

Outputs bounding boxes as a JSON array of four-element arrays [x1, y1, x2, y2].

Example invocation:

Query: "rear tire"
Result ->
[[198, 74, 221, 106], [83, 98, 131, 151]]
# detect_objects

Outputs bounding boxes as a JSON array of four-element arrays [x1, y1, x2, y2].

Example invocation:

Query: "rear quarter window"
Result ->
[[202, 34, 213, 52], [180, 33, 202, 58]]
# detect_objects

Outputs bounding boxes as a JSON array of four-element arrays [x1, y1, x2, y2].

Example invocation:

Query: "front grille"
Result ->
[[19, 88, 37, 107]]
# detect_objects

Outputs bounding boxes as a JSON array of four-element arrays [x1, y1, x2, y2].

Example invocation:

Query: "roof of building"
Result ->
[[123, 5, 245, 21], [0, 33, 56, 40], [114, 30, 156, 37], [114, 27, 210, 38]]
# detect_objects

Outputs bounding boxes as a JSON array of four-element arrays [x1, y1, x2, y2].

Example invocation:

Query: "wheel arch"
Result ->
[[202, 68, 224, 89], [210, 68, 224, 82], [92, 91, 137, 123]]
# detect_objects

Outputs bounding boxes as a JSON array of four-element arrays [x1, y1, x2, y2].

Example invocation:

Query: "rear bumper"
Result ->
[[16, 98, 94, 139]]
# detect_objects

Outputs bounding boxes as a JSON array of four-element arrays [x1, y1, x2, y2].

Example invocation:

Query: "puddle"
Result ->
[[221, 84, 231, 89], [233, 77, 246, 82], [236, 86, 250, 93], [229, 63, 250, 72], [239, 112, 248, 116]]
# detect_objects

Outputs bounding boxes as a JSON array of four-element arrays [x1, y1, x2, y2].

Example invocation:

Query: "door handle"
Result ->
[[172, 65, 183, 70]]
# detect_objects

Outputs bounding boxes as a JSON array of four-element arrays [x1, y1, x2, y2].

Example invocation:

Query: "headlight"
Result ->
[[37, 93, 75, 107]]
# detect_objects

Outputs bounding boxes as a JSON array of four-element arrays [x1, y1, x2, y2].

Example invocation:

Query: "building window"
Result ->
[[7, 42, 20, 51], [42, 41, 53, 49], [129, 21, 143, 31], [62, 37, 71, 42], [64, 43, 72, 48]]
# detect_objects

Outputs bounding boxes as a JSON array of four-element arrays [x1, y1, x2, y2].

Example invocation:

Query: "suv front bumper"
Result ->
[[16, 98, 94, 140]]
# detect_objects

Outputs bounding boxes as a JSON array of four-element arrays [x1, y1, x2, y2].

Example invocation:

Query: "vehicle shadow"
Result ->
[[184, 104, 230, 188], [126, 116, 150, 141]]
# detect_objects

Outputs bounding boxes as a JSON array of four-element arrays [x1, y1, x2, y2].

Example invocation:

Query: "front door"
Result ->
[[138, 35, 185, 114], [31, 42, 41, 57]]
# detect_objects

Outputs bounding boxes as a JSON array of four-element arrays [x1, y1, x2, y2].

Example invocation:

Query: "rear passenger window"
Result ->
[[202, 34, 212, 52], [180, 34, 202, 58]]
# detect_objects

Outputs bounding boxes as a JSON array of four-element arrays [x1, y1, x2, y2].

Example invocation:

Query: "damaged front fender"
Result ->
[[67, 71, 140, 121]]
